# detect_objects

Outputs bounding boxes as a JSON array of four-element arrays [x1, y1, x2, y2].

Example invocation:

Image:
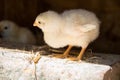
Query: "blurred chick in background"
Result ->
[[0, 20, 36, 44], [33, 9, 100, 61]]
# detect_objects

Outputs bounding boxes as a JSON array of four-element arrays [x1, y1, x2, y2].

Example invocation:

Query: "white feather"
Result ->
[[79, 24, 97, 32]]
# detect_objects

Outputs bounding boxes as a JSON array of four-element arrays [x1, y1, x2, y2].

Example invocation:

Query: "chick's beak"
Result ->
[[33, 21, 38, 27]]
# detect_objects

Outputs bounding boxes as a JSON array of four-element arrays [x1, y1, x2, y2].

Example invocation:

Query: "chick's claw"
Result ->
[[53, 54, 68, 58], [68, 57, 81, 61]]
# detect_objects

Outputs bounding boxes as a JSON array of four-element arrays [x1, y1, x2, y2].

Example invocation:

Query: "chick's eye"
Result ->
[[4, 26, 8, 30], [38, 21, 41, 24]]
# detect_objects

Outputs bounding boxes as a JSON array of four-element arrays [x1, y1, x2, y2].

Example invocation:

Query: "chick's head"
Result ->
[[33, 11, 62, 32], [0, 20, 18, 37]]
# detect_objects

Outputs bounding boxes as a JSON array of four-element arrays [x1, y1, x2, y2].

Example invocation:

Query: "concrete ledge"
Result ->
[[0, 48, 120, 80]]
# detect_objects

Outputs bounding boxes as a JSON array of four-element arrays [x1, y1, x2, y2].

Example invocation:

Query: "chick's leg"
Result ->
[[77, 47, 86, 60], [69, 47, 86, 61], [53, 45, 72, 58]]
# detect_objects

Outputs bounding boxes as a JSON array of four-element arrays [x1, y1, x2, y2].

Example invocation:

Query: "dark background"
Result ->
[[0, 0, 120, 54]]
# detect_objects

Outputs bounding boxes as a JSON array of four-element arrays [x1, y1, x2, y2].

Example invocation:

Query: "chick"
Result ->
[[33, 9, 100, 61], [0, 20, 36, 44]]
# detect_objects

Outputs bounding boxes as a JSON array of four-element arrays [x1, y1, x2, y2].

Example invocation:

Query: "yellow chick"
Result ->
[[0, 20, 36, 44], [33, 9, 100, 61]]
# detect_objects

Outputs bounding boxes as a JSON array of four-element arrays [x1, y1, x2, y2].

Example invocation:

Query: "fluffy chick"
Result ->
[[0, 20, 36, 44], [33, 9, 100, 61]]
